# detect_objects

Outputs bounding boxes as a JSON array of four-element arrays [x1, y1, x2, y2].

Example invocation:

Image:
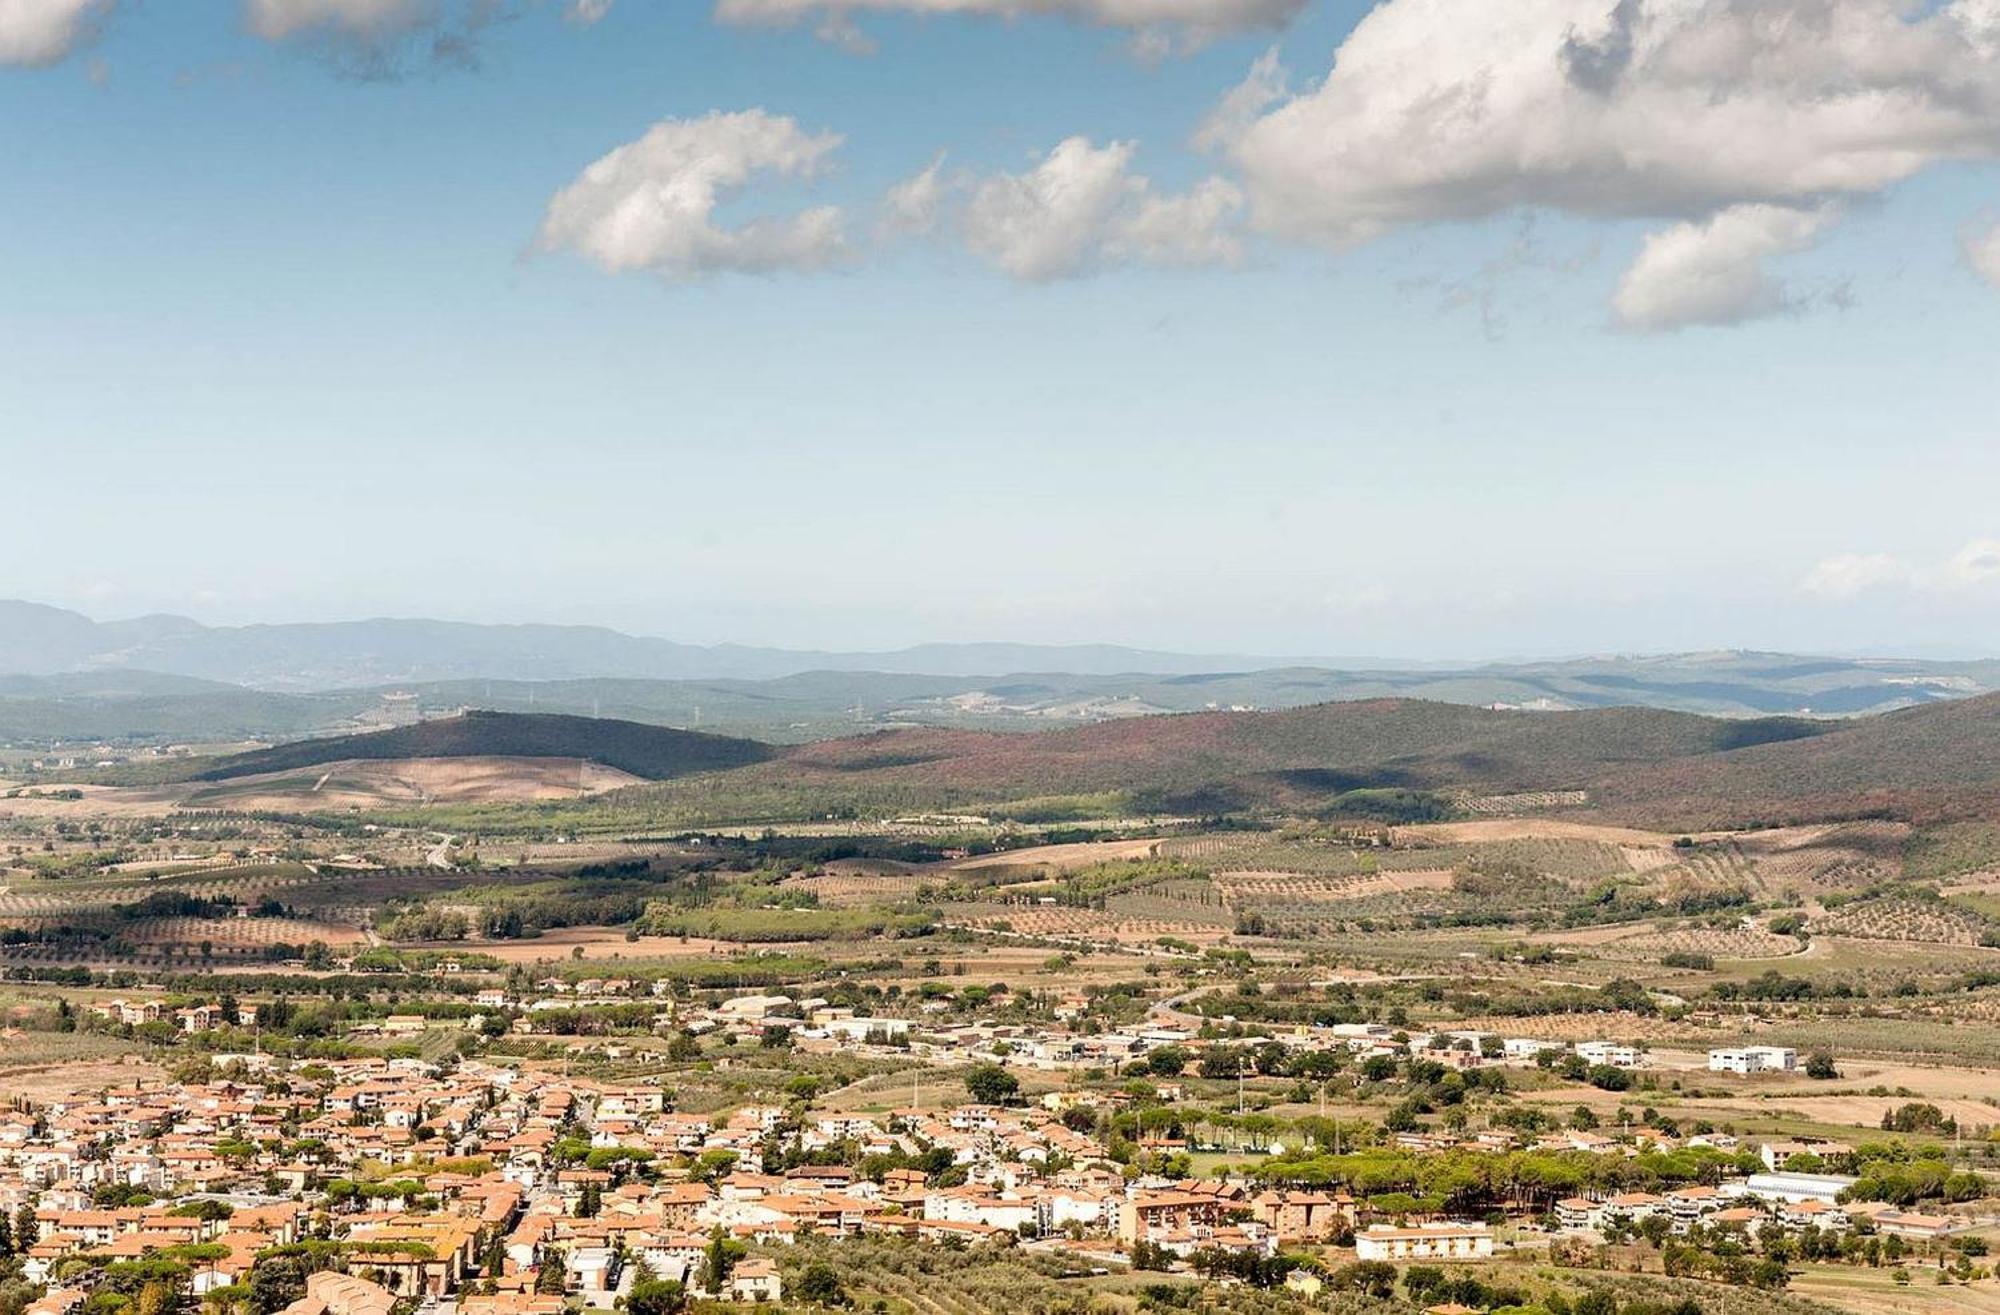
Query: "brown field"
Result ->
[[184, 756, 643, 809], [1791, 1264, 2000, 1315], [0, 1054, 163, 1103], [0, 755, 643, 819], [0, 783, 190, 819], [1391, 819, 1682, 847], [1699, 1092, 2000, 1132], [405, 927, 744, 963], [943, 838, 1162, 875], [952, 903, 1233, 945], [1211, 868, 1457, 901], [781, 861, 929, 908]]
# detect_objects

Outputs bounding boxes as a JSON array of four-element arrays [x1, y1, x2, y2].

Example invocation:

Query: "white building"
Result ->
[[1709, 1046, 1797, 1075], [1354, 1222, 1494, 1262], [1736, 1172, 1857, 1206], [1576, 1041, 1641, 1068], [1503, 1038, 1564, 1061]]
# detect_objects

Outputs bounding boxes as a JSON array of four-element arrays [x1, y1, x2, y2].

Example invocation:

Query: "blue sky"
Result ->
[[4, 0, 2000, 659]]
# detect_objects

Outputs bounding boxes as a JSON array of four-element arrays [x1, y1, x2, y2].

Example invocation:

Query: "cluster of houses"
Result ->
[[7, 987, 1982, 1315]]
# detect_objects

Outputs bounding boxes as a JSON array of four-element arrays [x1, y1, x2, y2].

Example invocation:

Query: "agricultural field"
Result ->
[[181, 755, 645, 809], [1812, 896, 1998, 946], [950, 901, 1236, 944]]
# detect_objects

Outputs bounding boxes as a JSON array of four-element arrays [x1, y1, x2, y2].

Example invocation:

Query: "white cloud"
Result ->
[[1217, 0, 2000, 318], [1612, 202, 1833, 330], [880, 153, 949, 238], [0, 0, 110, 66], [1192, 45, 1285, 154], [960, 136, 1241, 279], [1944, 538, 2000, 589], [1965, 216, 2000, 289], [536, 110, 849, 279], [1802, 539, 2000, 599], [962, 138, 1138, 280], [1801, 552, 1911, 599], [1108, 175, 1244, 266], [564, 0, 612, 22], [710, 0, 1303, 49]]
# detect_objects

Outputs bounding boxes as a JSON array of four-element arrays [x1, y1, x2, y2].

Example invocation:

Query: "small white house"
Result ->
[[1709, 1046, 1797, 1075]]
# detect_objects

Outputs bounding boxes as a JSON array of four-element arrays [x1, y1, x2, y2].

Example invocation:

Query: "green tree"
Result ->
[[624, 1280, 685, 1315], [795, 1263, 847, 1307], [963, 1064, 1020, 1105], [699, 1228, 742, 1296]]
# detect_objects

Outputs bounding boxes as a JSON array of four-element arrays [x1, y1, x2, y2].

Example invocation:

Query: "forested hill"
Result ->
[[606, 698, 1831, 820], [192, 710, 773, 783]]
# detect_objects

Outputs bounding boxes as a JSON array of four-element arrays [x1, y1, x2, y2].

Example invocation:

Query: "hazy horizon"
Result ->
[[11, 596, 2000, 669]]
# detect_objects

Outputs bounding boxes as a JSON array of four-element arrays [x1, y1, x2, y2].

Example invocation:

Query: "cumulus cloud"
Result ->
[[1965, 216, 2000, 289], [1225, 0, 2000, 242], [1108, 175, 1245, 266], [1215, 0, 2000, 318], [1802, 539, 2000, 598], [959, 136, 1241, 279], [564, 0, 611, 21], [1192, 45, 1285, 154], [1612, 203, 1834, 330], [710, 0, 1303, 50], [535, 110, 850, 279], [879, 153, 949, 238], [0, 0, 111, 66]]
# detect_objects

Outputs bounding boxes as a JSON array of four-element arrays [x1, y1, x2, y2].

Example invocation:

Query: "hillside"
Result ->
[[612, 699, 1827, 820], [193, 711, 772, 784], [1592, 690, 2000, 828]]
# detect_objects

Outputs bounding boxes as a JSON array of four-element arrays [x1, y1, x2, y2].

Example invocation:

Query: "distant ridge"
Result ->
[[0, 600, 1367, 688], [192, 710, 773, 783]]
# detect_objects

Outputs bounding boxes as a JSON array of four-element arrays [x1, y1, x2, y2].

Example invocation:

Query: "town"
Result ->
[[3, 970, 1993, 1315]]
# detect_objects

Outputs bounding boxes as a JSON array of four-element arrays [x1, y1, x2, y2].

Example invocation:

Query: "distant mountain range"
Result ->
[[5, 600, 2000, 747], [0, 600, 1360, 687]]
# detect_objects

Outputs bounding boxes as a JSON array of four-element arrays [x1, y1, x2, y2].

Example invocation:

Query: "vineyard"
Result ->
[[1211, 868, 1457, 903], [1592, 923, 1808, 963], [1811, 895, 1997, 946], [781, 868, 930, 908], [951, 903, 1232, 944], [1733, 821, 1908, 895]]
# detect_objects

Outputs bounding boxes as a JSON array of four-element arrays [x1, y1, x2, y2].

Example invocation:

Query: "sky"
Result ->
[[3, 0, 2000, 660]]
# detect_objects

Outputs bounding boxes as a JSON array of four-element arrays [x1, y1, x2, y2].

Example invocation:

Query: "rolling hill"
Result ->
[[190, 710, 773, 784], [606, 699, 1829, 821], [1591, 690, 2000, 828], [73, 693, 2000, 831]]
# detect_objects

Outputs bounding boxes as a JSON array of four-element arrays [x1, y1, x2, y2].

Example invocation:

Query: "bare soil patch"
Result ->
[[943, 838, 1162, 874], [184, 756, 642, 810], [1393, 819, 1680, 847]]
